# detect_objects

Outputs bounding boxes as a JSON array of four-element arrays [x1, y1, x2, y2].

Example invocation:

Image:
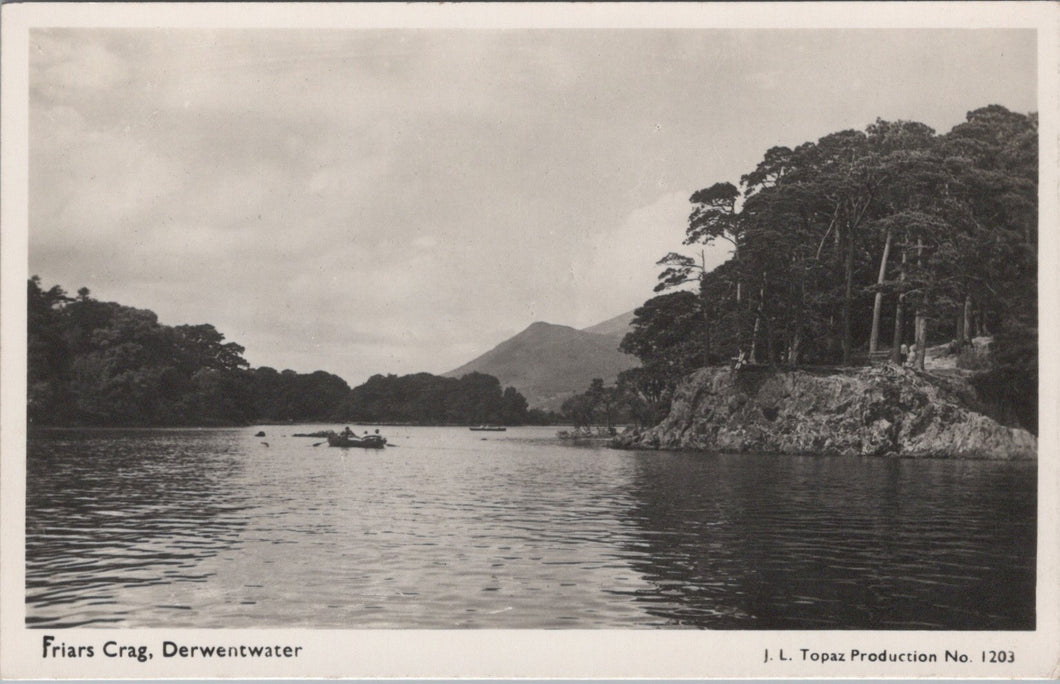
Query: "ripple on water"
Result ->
[[26, 426, 1036, 629]]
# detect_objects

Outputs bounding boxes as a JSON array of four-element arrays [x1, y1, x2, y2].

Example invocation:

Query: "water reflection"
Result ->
[[27, 429, 250, 627], [620, 451, 1036, 629], [26, 427, 1036, 629]]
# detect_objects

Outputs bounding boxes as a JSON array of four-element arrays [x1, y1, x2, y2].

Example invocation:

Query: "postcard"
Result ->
[[1, 2, 1057, 679]]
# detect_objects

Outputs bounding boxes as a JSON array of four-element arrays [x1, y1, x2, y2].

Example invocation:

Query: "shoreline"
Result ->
[[614, 365, 1037, 461]]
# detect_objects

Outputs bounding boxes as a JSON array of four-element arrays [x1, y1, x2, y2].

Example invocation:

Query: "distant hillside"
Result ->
[[581, 310, 636, 338], [444, 319, 638, 410]]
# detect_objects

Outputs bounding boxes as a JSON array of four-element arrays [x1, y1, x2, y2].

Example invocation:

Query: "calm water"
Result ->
[[26, 426, 1035, 629]]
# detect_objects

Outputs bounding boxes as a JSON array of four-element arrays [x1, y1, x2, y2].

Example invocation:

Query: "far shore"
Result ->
[[28, 422, 571, 431]]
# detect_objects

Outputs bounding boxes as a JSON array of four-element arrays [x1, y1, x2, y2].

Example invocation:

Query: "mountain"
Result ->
[[444, 316, 638, 411], [581, 310, 636, 338]]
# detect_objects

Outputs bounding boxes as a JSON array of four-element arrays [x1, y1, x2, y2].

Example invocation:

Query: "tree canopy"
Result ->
[[617, 105, 1038, 432], [27, 280, 537, 427], [337, 371, 534, 425]]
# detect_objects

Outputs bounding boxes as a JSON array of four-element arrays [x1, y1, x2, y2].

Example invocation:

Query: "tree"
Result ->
[[616, 367, 668, 426], [26, 278, 336, 426], [173, 324, 249, 373], [341, 371, 529, 425], [942, 106, 1038, 429], [686, 181, 743, 305], [623, 105, 1037, 429], [28, 277, 72, 422], [621, 290, 706, 385], [560, 393, 595, 429], [500, 386, 529, 425], [677, 181, 745, 357], [861, 119, 938, 355]]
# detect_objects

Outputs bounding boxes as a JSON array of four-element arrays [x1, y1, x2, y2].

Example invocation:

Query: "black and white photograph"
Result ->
[[1, 2, 1057, 679]]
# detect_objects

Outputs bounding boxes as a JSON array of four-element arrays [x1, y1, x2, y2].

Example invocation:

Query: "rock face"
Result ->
[[615, 365, 1036, 460]]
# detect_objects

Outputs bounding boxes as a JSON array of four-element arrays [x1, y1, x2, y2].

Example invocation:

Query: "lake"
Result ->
[[26, 425, 1036, 629]]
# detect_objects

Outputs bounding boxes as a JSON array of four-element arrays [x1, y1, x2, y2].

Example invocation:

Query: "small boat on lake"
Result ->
[[469, 426, 506, 432], [326, 432, 387, 449]]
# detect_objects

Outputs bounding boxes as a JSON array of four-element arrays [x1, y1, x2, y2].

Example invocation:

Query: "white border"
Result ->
[[2, 3, 1058, 679]]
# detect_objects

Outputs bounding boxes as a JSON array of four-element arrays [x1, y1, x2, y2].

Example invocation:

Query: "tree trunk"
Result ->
[[700, 290, 712, 366], [734, 242, 742, 305], [915, 315, 927, 370], [963, 295, 973, 342], [914, 237, 926, 371], [763, 313, 776, 366], [749, 278, 765, 363], [892, 296, 905, 363], [758, 281, 776, 365], [841, 224, 855, 365], [750, 312, 760, 363], [890, 247, 906, 363], [869, 227, 893, 354], [790, 279, 804, 367]]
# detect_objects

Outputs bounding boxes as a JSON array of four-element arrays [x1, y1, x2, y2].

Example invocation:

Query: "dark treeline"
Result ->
[[338, 372, 555, 425], [567, 106, 1038, 433], [27, 279, 544, 426], [560, 376, 653, 430]]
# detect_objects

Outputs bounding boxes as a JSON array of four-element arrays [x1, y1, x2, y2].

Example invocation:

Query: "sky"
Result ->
[[29, 28, 1037, 386]]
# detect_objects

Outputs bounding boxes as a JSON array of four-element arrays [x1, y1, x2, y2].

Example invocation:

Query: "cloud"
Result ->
[[31, 30, 131, 100], [572, 191, 733, 327], [27, 28, 1038, 386]]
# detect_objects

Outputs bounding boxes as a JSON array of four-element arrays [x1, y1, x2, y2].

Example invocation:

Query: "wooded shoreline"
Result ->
[[562, 105, 1038, 438], [28, 106, 1037, 443]]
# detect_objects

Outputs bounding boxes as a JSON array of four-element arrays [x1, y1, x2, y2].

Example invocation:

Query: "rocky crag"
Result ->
[[615, 365, 1036, 460]]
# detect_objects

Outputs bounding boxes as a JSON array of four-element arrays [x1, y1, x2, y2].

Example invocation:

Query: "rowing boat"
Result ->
[[326, 433, 387, 449]]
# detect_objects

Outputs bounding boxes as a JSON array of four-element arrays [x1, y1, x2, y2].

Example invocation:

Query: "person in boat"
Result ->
[[343, 426, 355, 438]]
